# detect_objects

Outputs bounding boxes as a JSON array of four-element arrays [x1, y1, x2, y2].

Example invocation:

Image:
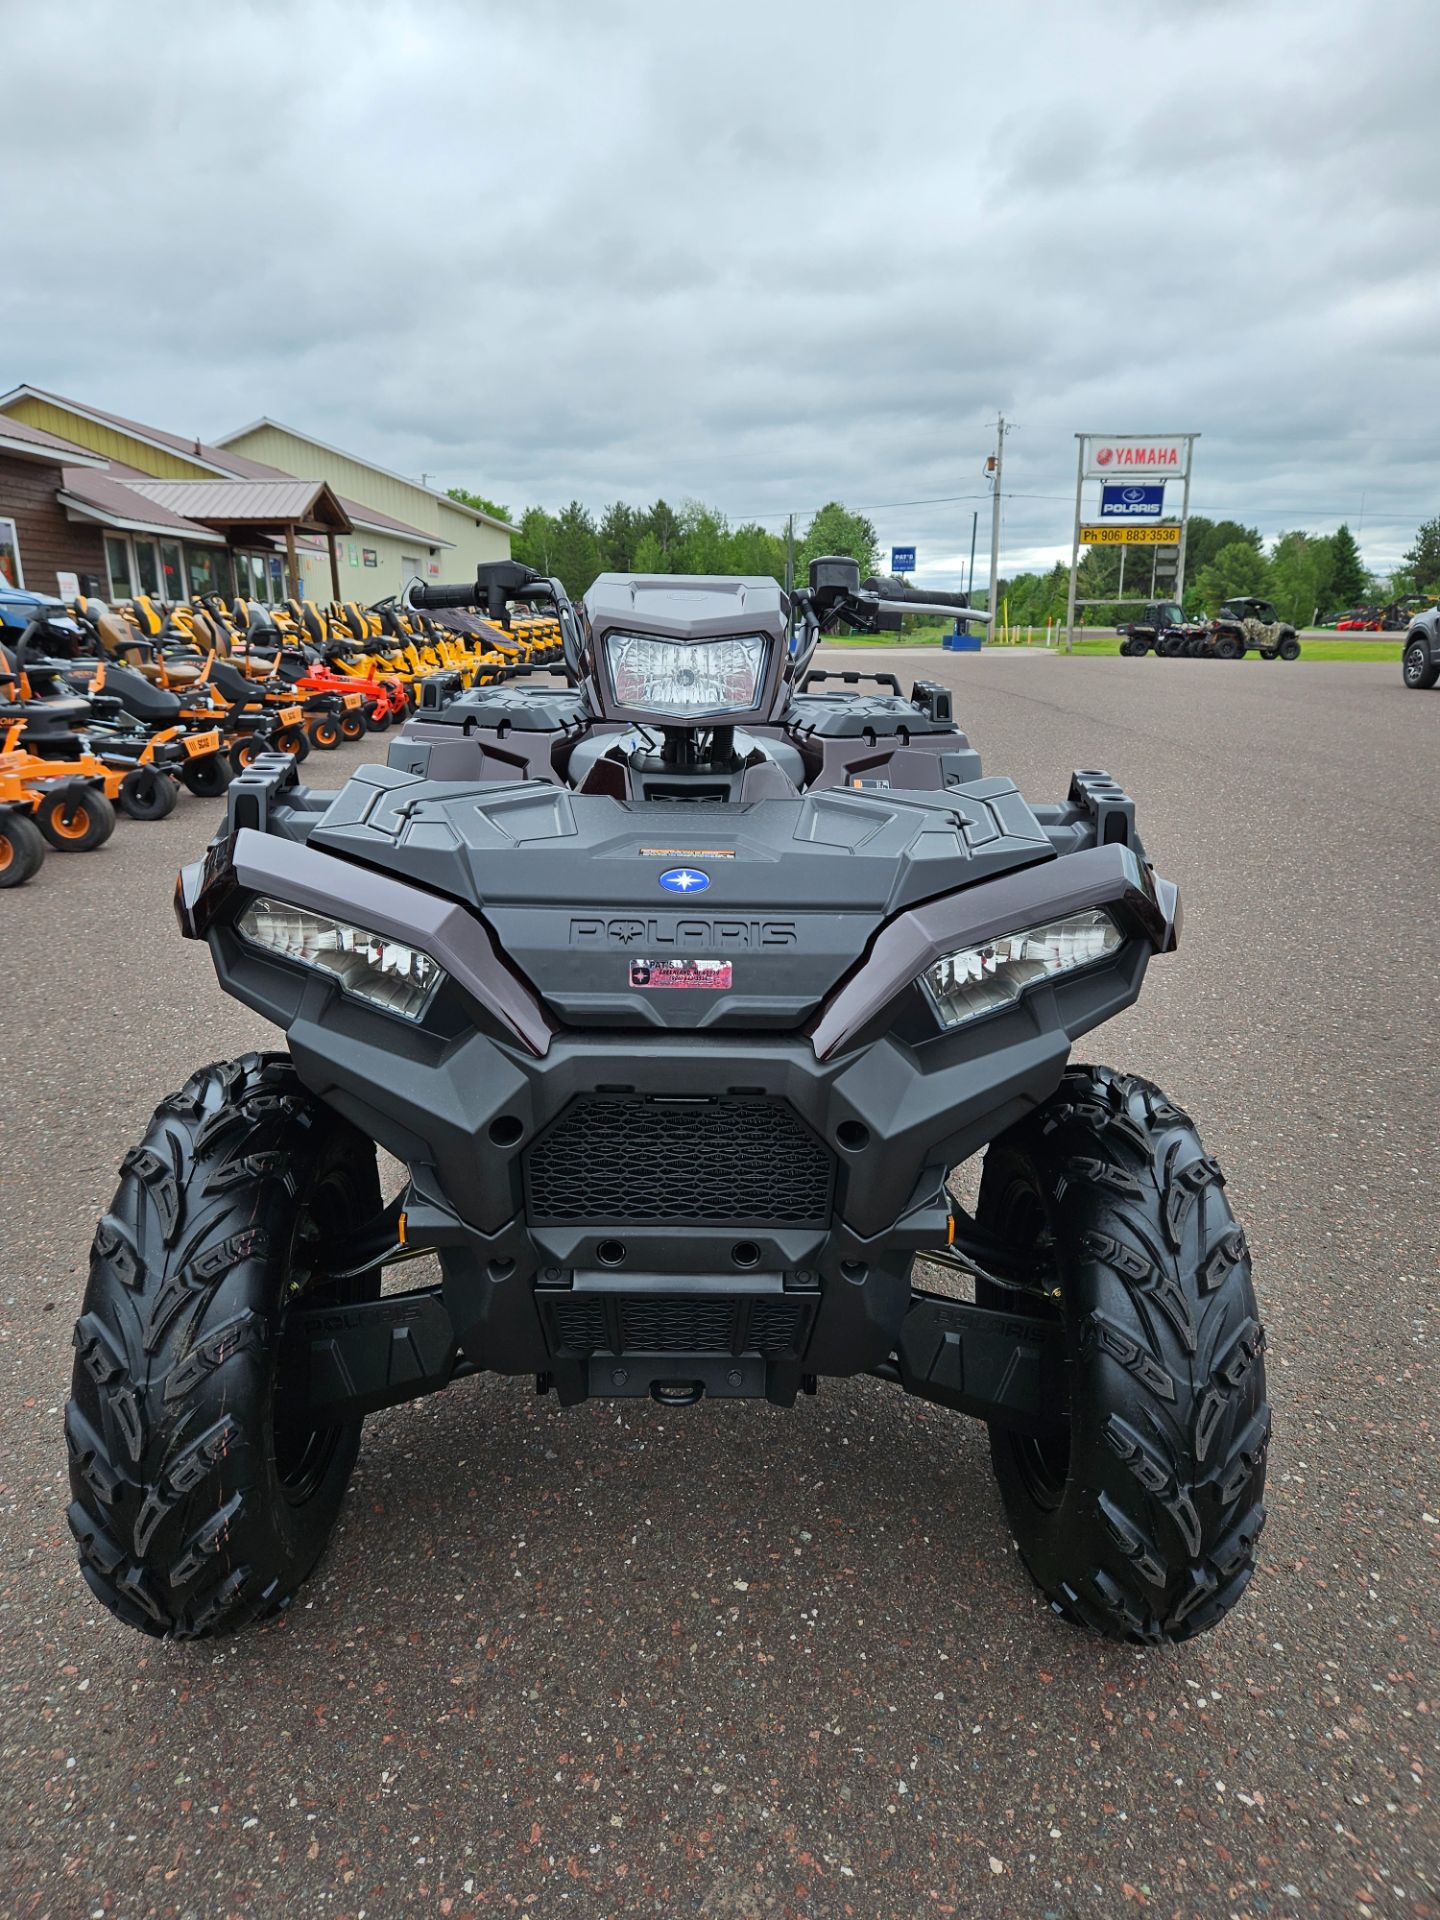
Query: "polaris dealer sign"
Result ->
[[1100, 483, 1165, 519], [1085, 438, 1185, 478]]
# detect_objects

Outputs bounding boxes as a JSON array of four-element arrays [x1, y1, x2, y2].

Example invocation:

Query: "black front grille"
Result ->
[[546, 1295, 809, 1357], [524, 1096, 834, 1227]]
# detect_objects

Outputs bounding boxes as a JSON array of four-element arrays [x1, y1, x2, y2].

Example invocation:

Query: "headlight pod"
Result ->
[[922, 907, 1122, 1030], [236, 897, 446, 1022], [603, 630, 768, 717]]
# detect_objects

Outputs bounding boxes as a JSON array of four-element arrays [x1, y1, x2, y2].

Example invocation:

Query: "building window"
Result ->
[[134, 539, 161, 598], [105, 534, 134, 602], [160, 541, 185, 602], [186, 547, 223, 598], [0, 516, 22, 589]]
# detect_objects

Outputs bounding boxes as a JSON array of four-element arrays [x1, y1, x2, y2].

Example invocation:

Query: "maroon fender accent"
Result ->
[[809, 843, 1176, 1061], [221, 828, 554, 1057]]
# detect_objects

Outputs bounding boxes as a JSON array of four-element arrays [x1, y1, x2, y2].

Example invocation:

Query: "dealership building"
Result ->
[[0, 386, 513, 605]]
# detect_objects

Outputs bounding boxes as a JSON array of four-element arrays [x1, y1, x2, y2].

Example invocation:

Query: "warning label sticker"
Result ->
[[629, 958, 733, 990]]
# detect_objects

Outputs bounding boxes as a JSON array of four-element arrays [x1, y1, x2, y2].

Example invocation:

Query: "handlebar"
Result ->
[[865, 581, 974, 614], [408, 583, 482, 610]]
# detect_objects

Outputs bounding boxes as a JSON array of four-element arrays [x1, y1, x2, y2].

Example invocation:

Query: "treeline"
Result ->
[[1000, 514, 1440, 629], [449, 490, 879, 599], [451, 485, 1440, 629]]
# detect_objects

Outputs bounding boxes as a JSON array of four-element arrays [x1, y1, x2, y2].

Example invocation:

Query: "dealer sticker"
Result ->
[[629, 958, 733, 990]]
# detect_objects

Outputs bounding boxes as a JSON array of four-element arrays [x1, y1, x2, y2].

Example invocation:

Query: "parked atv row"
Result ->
[[1118, 599, 1301, 660]]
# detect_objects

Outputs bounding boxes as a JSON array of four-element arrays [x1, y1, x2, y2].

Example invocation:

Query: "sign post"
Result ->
[[1065, 434, 1197, 651]]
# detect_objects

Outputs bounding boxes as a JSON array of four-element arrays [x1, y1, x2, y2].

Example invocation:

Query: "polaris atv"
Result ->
[[67, 558, 1269, 1647], [1210, 597, 1300, 661], [1401, 604, 1440, 688], [1116, 602, 1206, 656]]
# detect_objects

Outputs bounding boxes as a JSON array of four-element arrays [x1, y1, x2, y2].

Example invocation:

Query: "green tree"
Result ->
[[631, 530, 669, 574], [1326, 523, 1367, 606], [796, 501, 879, 583], [548, 501, 602, 598], [1182, 516, 1264, 576], [1196, 541, 1270, 609], [512, 505, 557, 574], [597, 501, 640, 573], [644, 500, 682, 564], [1403, 515, 1440, 591], [676, 500, 731, 575], [1267, 530, 1333, 627], [447, 486, 511, 524], [725, 522, 788, 579]]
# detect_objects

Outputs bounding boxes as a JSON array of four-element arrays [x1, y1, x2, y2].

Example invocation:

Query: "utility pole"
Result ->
[[785, 514, 795, 595], [986, 415, 1006, 626], [967, 509, 978, 594], [1064, 434, 1085, 654]]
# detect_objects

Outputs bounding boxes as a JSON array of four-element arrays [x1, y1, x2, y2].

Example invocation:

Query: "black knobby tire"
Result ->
[[0, 809, 46, 886], [36, 786, 117, 851], [118, 766, 179, 821], [363, 705, 390, 732], [66, 1053, 382, 1639], [1402, 638, 1439, 689], [1278, 636, 1301, 661], [1214, 635, 1241, 660], [976, 1064, 1269, 1644], [180, 753, 232, 797]]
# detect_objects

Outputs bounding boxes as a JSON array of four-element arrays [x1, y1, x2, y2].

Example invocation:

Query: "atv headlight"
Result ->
[[236, 898, 445, 1021], [922, 908, 1122, 1030], [603, 631, 768, 717]]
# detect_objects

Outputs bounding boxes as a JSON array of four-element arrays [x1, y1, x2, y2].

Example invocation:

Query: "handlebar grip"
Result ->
[[865, 579, 971, 611], [409, 584, 479, 610]]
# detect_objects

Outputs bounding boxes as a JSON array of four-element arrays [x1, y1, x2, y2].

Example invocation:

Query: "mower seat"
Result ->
[[210, 659, 263, 705], [100, 664, 183, 723], [0, 694, 93, 731]]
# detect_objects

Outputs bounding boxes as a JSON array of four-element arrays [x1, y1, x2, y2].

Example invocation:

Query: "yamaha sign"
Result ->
[[1085, 438, 1186, 478]]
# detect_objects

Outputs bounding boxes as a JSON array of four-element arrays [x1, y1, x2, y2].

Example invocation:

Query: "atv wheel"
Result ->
[[309, 716, 342, 750], [118, 766, 179, 821], [339, 710, 366, 742], [180, 753, 232, 797], [66, 1053, 382, 1639], [1278, 637, 1301, 661], [976, 1064, 1268, 1644], [1214, 635, 1241, 661], [0, 809, 46, 886], [1403, 639, 1439, 689], [36, 787, 116, 851]]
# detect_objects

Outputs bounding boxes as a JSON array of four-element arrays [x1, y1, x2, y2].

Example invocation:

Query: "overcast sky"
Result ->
[[5, 0, 1438, 587]]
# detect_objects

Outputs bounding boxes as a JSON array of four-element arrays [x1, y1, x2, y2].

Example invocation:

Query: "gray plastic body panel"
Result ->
[[303, 768, 1055, 1031]]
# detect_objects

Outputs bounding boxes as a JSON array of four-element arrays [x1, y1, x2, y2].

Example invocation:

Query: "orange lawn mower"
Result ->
[[0, 722, 116, 885]]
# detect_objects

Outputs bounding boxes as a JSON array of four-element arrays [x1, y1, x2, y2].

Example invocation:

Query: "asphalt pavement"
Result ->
[[1, 653, 1436, 1919]]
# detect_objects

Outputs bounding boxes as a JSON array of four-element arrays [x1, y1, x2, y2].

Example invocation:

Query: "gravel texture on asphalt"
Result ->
[[1, 656, 1435, 1920]]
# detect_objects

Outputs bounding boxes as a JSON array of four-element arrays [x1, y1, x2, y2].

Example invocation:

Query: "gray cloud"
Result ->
[[4, 0, 1438, 584]]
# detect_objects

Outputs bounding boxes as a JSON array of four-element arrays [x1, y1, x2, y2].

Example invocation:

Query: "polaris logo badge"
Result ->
[[570, 917, 797, 948], [659, 867, 709, 894]]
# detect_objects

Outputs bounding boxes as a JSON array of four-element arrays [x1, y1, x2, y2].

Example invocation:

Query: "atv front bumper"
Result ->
[[179, 825, 1175, 1404]]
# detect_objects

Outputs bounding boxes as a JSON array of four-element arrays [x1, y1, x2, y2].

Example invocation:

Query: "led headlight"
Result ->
[[923, 908, 1122, 1030], [603, 631, 767, 717], [236, 898, 445, 1021]]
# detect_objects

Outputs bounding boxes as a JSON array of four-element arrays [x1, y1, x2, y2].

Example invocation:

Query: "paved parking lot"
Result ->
[[2, 654, 1436, 1919]]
